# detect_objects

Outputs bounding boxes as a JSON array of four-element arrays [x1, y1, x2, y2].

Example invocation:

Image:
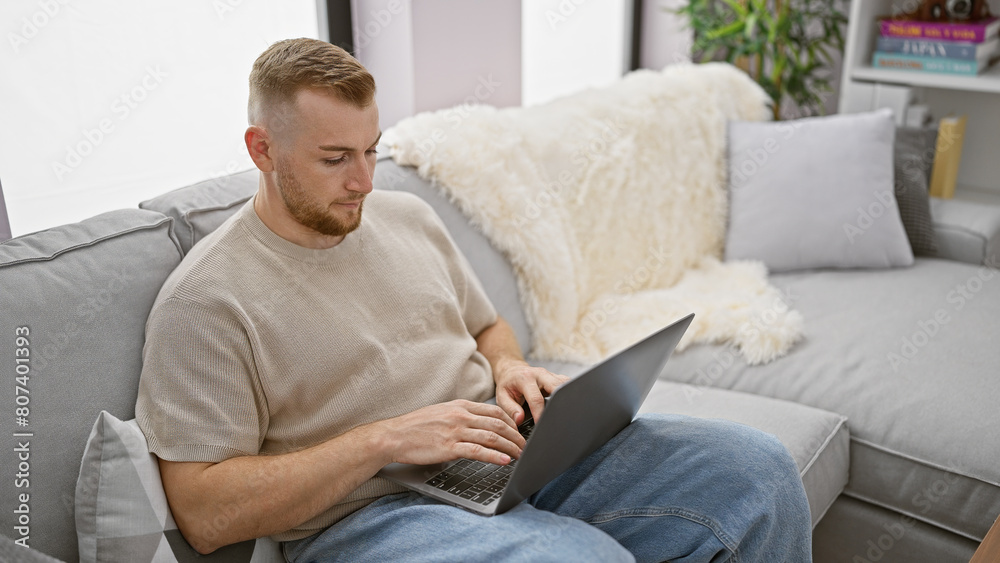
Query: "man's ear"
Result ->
[[245, 126, 275, 173]]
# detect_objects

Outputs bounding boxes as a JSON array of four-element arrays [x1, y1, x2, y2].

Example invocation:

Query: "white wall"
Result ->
[[0, 0, 318, 237], [640, 0, 692, 70], [351, 0, 416, 131], [411, 0, 521, 114], [521, 0, 632, 107], [352, 0, 521, 131]]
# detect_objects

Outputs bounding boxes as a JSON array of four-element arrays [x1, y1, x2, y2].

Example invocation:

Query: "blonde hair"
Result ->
[[248, 38, 375, 125]]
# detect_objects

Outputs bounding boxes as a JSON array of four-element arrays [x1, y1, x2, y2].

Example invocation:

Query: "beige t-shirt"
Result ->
[[135, 189, 498, 541]]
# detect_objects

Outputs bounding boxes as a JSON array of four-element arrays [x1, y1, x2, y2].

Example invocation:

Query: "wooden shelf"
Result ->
[[851, 62, 1000, 94]]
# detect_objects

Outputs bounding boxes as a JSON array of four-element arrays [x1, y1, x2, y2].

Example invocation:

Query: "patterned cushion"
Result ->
[[75, 411, 284, 563], [894, 126, 938, 255]]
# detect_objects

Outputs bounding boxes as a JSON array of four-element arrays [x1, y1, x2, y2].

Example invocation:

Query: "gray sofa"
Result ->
[[1, 155, 997, 561]]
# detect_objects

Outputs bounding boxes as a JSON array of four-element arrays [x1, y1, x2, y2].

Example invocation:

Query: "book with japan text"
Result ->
[[876, 36, 999, 60]]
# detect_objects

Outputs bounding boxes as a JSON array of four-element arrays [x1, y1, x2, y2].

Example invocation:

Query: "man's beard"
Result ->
[[275, 159, 364, 238]]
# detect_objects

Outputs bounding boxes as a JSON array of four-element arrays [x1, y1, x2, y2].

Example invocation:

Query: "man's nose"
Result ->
[[347, 155, 374, 194]]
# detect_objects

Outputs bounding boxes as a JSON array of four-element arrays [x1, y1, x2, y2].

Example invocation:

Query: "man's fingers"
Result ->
[[460, 428, 523, 461], [469, 409, 526, 450], [521, 383, 547, 423], [542, 373, 571, 395], [464, 400, 519, 429], [494, 392, 524, 426], [455, 442, 513, 466], [458, 401, 525, 449]]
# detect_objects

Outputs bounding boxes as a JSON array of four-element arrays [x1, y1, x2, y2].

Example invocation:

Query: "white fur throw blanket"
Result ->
[[384, 63, 803, 365]]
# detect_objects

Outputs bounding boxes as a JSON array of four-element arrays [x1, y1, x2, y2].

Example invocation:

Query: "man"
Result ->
[[136, 38, 812, 562]]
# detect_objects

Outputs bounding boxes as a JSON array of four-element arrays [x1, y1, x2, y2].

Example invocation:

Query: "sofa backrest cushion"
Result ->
[[375, 159, 532, 353], [929, 197, 1000, 266], [0, 209, 182, 562], [140, 169, 259, 254]]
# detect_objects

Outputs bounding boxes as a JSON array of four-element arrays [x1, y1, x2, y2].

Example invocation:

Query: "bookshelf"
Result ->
[[838, 0, 1000, 205], [851, 62, 1000, 94]]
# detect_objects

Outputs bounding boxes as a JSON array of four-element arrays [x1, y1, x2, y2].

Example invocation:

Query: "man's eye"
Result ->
[[324, 157, 345, 165], [366, 149, 378, 156]]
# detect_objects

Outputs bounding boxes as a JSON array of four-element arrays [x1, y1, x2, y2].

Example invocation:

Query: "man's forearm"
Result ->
[[160, 398, 526, 554], [160, 421, 389, 554], [475, 316, 528, 375]]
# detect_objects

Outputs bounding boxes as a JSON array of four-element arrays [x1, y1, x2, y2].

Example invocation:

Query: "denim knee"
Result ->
[[629, 414, 805, 511]]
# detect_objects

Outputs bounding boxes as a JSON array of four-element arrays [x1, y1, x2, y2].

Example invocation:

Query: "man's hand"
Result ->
[[377, 400, 526, 466], [493, 359, 570, 425], [474, 316, 570, 425]]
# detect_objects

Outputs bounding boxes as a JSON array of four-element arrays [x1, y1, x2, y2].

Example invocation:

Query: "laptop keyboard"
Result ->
[[425, 418, 534, 505]]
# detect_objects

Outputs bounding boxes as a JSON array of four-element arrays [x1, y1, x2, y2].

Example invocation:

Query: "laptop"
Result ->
[[378, 312, 694, 516]]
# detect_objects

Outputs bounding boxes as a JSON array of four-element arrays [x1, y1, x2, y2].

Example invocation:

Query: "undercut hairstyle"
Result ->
[[248, 38, 376, 126]]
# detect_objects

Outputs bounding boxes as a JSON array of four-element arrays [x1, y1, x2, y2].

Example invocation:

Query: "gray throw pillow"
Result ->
[[725, 108, 914, 272], [894, 126, 939, 256]]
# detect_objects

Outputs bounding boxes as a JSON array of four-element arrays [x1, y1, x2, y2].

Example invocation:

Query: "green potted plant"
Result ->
[[676, 0, 848, 120]]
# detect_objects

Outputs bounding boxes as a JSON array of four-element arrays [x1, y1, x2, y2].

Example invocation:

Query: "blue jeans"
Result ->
[[283, 414, 812, 562]]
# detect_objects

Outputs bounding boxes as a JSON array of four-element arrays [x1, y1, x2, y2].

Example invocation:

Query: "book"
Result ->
[[928, 115, 968, 199], [879, 16, 1000, 43], [876, 36, 999, 60], [872, 52, 992, 75]]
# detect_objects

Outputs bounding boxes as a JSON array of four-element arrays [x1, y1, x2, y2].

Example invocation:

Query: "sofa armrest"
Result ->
[[929, 197, 1000, 267]]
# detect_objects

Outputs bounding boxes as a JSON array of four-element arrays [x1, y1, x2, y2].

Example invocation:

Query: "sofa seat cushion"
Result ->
[[0, 209, 183, 562], [659, 257, 1000, 542], [533, 361, 849, 528], [139, 169, 259, 254]]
